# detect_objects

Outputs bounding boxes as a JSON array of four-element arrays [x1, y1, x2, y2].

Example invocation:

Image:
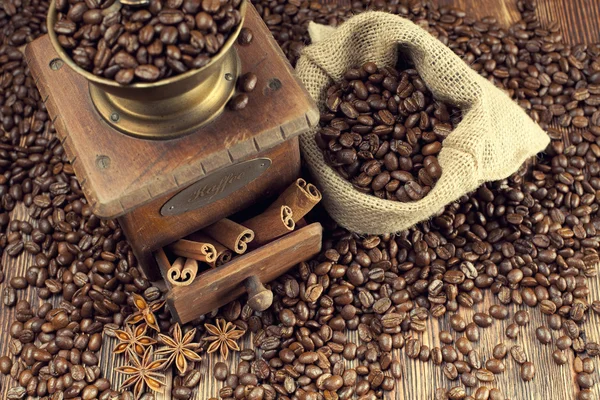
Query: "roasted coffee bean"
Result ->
[[461, 372, 477, 388], [592, 301, 600, 316], [391, 359, 402, 379], [552, 350, 568, 365], [239, 72, 258, 93], [10, 276, 27, 289], [454, 361, 470, 374], [521, 362, 535, 382], [440, 331, 454, 344], [3, 287, 17, 307], [492, 344, 507, 360], [465, 323, 479, 342], [582, 358, 595, 374], [419, 345, 431, 362], [510, 345, 527, 364], [456, 337, 472, 355], [578, 390, 594, 400], [214, 362, 228, 381], [406, 339, 421, 359], [505, 323, 519, 339], [557, 336, 573, 351], [485, 359, 505, 374], [173, 386, 192, 399], [443, 363, 459, 381], [489, 305, 508, 320], [535, 326, 552, 345], [135, 65, 160, 82], [441, 345, 458, 363], [548, 314, 562, 331], [0, 356, 12, 375], [576, 373, 594, 389], [475, 369, 494, 383], [229, 93, 249, 110], [513, 310, 530, 326], [467, 350, 481, 370], [474, 387, 490, 400], [540, 300, 557, 315], [448, 386, 466, 399], [238, 27, 253, 46], [473, 313, 493, 328], [7, 386, 26, 399], [450, 315, 467, 332]]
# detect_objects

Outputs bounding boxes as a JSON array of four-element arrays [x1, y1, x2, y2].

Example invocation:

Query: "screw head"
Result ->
[[49, 58, 64, 71], [225, 73, 234, 81], [96, 155, 111, 170], [268, 78, 282, 91], [110, 112, 120, 122]]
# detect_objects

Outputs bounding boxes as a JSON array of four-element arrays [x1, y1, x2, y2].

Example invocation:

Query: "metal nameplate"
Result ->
[[161, 158, 271, 216]]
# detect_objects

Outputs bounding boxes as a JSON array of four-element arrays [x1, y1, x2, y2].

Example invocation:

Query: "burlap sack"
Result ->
[[296, 12, 550, 235]]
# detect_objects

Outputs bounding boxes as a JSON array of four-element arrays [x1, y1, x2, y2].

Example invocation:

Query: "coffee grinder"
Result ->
[[25, 0, 322, 323]]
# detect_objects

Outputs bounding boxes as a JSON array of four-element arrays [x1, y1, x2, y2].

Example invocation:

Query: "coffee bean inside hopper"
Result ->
[[316, 62, 461, 201]]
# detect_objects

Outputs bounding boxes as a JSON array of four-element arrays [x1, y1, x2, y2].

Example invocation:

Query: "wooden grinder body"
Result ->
[[25, 4, 319, 285]]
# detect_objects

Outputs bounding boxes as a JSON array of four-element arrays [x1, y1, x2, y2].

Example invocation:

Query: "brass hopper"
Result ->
[[47, 0, 247, 139]]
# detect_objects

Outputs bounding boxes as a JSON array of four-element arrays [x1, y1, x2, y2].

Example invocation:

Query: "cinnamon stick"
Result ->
[[297, 178, 308, 188], [268, 178, 322, 222], [168, 239, 217, 263], [203, 218, 255, 255], [166, 257, 199, 286], [243, 205, 295, 247], [187, 233, 233, 267]]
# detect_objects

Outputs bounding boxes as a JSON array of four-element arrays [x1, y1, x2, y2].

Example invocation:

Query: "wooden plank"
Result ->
[[167, 223, 323, 323], [24, 4, 319, 219], [535, 0, 600, 44], [437, 0, 521, 26]]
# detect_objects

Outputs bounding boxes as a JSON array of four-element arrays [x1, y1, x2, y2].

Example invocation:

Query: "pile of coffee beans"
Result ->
[[52, 0, 244, 84], [251, 0, 359, 66], [0, 44, 49, 147], [1, 36, 161, 400], [2, 0, 600, 399], [1, 0, 49, 47], [317, 62, 458, 201], [0, 44, 55, 230]]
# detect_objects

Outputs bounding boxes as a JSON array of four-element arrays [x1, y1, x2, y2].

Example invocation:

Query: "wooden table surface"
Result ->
[[2, 0, 600, 399]]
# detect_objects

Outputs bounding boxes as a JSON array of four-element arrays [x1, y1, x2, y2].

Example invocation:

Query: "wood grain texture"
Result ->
[[535, 0, 600, 44], [1, 0, 600, 400], [437, 0, 521, 26], [24, 4, 319, 219]]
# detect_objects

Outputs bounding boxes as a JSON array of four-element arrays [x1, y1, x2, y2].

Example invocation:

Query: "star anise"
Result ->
[[126, 293, 165, 332], [115, 348, 165, 400], [155, 323, 202, 374], [114, 323, 157, 357], [204, 318, 246, 359]]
